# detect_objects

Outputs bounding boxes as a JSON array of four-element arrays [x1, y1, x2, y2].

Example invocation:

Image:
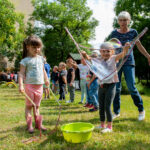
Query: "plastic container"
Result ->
[[61, 122, 94, 143]]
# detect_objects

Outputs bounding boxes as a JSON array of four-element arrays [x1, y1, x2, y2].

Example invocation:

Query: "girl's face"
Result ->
[[67, 59, 73, 68], [27, 45, 41, 57], [100, 49, 114, 60], [118, 17, 130, 28]]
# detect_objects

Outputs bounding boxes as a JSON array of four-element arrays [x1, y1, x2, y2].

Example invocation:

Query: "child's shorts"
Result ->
[[25, 84, 43, 107], [43, 84, 49, 89]]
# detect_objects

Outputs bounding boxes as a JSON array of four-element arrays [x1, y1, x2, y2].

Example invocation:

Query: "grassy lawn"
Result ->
[[0, 86, 150, 150]]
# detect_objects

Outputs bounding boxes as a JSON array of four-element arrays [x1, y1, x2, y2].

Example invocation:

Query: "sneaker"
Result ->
[[78, 102, 83, 104], [113, 113, 120, 119], [89, 107, 98, 112], [88, 104, 94, 108], [101, 128, 112, 133], [83, 103, 90, 107], [66, 100, 71, 103], [95, 125, 105, 129], [138, 110, 145, 121]]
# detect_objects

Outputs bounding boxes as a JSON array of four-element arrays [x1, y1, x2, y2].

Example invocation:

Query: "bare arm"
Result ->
[[70, 70, 75, 86], [81, 51, 91, 60], [115, 42, 130, 62], [136, 40, 150, 65], [62, 76, 67, 84], [87, 74, 96, 89], [43, 67, 49, 86], [18, 64, 26, 93]]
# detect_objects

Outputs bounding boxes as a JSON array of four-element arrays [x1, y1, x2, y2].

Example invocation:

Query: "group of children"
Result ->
[[18, 35, 131, 134]]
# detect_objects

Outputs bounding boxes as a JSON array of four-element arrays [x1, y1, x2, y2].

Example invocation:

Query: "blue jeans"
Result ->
[[113, 65, 144, 115], [87, 79, 99, 107]]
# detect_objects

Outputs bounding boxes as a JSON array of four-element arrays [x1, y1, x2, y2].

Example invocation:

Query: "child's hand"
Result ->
[[81, 50, 87, 57], [19, 86, 24, 93], [125, 42, 130, 49], [45, 80, 49, 87]]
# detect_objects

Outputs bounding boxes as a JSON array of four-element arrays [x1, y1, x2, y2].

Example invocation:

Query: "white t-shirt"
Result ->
[[20, 55, 44, 84], [90, 55, 119, 84], [77, 64, 89, 80]]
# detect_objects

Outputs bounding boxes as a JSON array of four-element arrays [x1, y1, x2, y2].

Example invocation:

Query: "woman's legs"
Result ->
[[123, 65, 144, 112]]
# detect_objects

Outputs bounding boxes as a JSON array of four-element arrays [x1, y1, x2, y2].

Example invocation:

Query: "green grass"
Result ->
[[0, 87, 150, 150]]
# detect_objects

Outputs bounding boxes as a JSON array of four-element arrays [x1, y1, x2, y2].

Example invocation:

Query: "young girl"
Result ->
[[82, 38, 130, 133], [18, 35, 49, 133]]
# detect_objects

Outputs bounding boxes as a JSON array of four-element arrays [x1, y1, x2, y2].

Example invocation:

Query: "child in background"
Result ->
[[66, 58, 75, 103], [72, 58, 89, 104], [19, 35, 49, 133], [51, 66, 59, 94], [58, 62, 67, 100], [82, 39, 130, 133], [86, 53, 99, 112], [43, 57, 51, 99]]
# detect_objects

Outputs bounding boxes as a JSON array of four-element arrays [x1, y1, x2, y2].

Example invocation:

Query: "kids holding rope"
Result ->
[[19, 35, 49, 133], [82, 39, 130, 133]]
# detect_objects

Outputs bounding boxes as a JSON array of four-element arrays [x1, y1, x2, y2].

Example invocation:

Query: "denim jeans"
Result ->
[[80, 79, 87, 103], [113, 65, 144, 115], [87, 79, 99, 107], [67, 83, 75, 102]]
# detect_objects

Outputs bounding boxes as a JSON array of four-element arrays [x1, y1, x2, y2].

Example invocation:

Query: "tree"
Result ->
[[0, 0, 26, 60], [31, 0, 98, 66], [113, 0, 150, 84]]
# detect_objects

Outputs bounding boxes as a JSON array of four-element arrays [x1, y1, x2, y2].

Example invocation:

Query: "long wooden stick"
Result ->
[[22, 92, 36, 107]]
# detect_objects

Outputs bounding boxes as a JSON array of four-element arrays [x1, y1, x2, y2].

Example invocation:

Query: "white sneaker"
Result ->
[[66, 100, 71, 103], [113, 113, 120, 119], [138, 110, 145, 121], [101, 128, 112, 133], [95, 125, 105, 129]]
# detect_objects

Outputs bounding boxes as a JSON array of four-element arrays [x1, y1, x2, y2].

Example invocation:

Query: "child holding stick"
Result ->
[[18, 35, 49, 133]]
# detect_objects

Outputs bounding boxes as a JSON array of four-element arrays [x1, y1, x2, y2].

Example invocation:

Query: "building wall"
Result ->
[[10, 0, 34, 23]]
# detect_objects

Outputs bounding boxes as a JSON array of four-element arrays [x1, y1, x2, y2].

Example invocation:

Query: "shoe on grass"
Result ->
[[101, 128, 112, 133], [112, 113, 120, 119], [138, 110, 145, 121], [95, 125, 105, 129], [78, 101, 83, 104], [89, 107, 98, 112], [66, 100, 71, 103]]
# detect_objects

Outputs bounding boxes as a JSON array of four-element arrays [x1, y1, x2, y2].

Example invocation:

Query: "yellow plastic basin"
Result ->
[[61, 122, 94, 143]]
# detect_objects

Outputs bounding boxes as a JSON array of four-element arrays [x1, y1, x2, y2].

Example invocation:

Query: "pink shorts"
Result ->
[[25, 84, 43, 107]]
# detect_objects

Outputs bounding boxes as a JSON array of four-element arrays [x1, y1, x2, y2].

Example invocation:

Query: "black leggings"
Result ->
[[99, 83, 116, 122]]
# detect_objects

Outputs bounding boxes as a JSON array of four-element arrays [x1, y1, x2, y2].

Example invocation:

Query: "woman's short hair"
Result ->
[[117, 11, 131, 21]]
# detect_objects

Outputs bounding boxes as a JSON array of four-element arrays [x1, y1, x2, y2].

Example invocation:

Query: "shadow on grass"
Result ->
[[114, 139, 150, 150], [113, 117, 150, 134]]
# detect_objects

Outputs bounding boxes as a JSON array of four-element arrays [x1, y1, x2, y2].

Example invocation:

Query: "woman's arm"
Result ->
[[136, 40, 150, 65]]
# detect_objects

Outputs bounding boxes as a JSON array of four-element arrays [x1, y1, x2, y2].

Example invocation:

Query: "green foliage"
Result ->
[[0, 0, 26, 60], [30, 0, 98, 66], [113, 0, 150, 83]]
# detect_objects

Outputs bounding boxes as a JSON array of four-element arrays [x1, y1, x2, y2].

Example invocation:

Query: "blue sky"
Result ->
[[87, 0, 116, 48]]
